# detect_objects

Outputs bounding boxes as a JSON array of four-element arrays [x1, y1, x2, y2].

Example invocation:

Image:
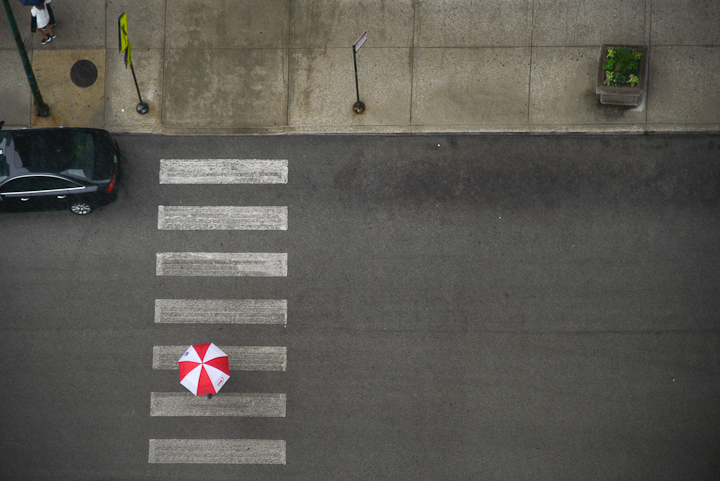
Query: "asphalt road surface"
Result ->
[[1, 134, 719, 480]]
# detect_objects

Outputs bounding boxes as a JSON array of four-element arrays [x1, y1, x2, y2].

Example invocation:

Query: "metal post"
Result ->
[[2, 0, 49, 117], [353, 48, 360, 104], [130, 63, 149, 114], [352, 47, 365, 114]]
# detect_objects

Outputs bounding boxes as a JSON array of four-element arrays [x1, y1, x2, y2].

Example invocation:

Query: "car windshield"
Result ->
[[0, 134, 9, 182]]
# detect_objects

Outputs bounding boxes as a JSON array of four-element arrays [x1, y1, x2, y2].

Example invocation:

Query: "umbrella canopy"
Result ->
[[18, 0, 44, 5], [178, 343, 230, 395]]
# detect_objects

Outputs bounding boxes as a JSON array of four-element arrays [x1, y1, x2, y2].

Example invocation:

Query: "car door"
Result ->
[[0, 175, 86, 211]]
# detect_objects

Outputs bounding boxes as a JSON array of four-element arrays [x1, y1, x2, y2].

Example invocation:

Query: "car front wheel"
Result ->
[[70, 200, 93, 215]]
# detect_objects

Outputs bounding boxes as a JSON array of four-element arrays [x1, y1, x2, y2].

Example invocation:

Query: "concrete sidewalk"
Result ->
[[2, 0, 720, 135]]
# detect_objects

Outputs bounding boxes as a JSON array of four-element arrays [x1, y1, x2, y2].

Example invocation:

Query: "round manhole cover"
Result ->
[[70, 60, 98, 88]]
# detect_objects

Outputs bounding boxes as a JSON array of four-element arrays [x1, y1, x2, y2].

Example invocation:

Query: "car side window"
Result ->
[[35, 177, 83, 190], [0, 177, 34, 193], [0, 176, 81, 194]]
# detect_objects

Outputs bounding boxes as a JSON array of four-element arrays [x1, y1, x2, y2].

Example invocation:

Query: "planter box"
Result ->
[[596, 45, 648, 107]]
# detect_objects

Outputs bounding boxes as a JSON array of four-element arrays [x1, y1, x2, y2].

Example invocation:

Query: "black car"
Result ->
[[0, 127, 120, 215]]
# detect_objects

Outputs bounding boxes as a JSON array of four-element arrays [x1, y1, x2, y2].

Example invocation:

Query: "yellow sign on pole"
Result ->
[[118, 12, 131, 68], [117, 11, 148, 114]]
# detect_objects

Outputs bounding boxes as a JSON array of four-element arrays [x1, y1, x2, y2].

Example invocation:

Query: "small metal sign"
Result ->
[[351, 31, 367, 114], [354, 30, 367, 53]]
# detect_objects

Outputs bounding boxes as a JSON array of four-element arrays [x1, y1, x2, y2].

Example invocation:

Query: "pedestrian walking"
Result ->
[[31, 1, 55, 45]]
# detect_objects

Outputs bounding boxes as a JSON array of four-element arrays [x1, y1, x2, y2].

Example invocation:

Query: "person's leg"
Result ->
[[40, 27, 53, 44], [46, 24, 55, 38]]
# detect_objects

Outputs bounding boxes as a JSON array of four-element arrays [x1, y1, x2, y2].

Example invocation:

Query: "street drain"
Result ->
[[70, 60, 98, 88]]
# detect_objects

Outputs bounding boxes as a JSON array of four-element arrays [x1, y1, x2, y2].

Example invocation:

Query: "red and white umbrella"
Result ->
[[178, 343, 230, 395]]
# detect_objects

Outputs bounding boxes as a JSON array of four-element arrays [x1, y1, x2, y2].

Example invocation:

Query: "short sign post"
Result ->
[[118, 12, 149, 115], [352, 30, 367, 114]]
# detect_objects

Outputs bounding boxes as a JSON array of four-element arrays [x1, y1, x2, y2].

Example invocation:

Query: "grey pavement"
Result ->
[[1, 134, 719, 480], [2, 0, 720, 134]]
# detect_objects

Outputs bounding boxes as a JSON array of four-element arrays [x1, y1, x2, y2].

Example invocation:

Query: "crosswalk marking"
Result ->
[[153, 346, 287, 371], [159, 159, 288, 184], [148, 439, 286, 464], [158, 206, 288, 230], [150, 392, 286, 417], [152, 158, 289, 466], [155, 299, 287, 324], [156, 252, 287, 277]]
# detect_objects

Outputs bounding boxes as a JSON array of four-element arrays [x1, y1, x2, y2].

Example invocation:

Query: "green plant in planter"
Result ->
[[602, 46, 642, 87]]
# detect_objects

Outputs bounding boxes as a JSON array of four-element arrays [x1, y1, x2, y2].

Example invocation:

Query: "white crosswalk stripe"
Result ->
[[159, 159, 288, 184], [155, 299, 287, 325], [148, 439, 286, 464], [158, 206, 288, 230], [156, 252, 287, 277], [153, 346, 287, 371], [152, 158, 289, 464], [150, 392, 286, 417]]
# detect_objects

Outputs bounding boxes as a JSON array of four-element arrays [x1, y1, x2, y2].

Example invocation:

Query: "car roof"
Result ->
[[0, 128, 111, 182]]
